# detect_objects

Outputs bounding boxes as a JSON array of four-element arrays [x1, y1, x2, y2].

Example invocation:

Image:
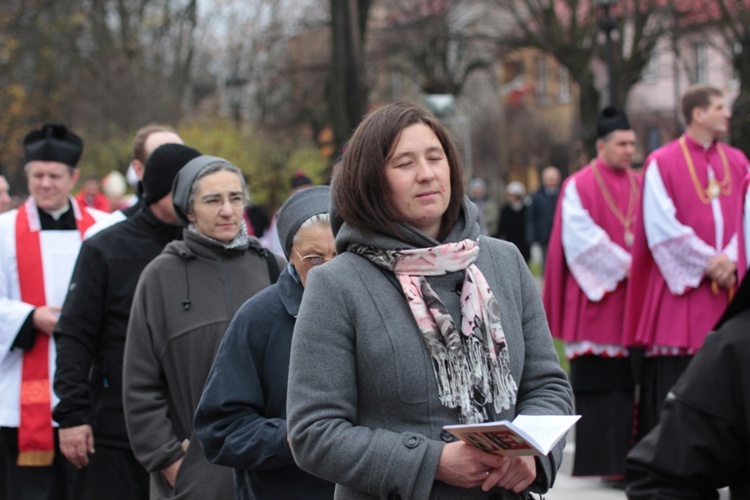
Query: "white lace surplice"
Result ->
[[561, 178, 631, 302], [643, 160, 737, 296]]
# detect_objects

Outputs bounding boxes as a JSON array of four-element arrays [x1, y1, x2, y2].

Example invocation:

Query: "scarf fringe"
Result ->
[[435, 337, 517, 424]]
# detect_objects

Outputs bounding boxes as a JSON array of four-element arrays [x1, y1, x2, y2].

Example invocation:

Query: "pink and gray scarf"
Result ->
[[351, 239, 517, 424]]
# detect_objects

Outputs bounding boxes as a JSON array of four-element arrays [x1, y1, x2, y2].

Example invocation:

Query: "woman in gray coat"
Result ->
[[286, 101, 573, 499]]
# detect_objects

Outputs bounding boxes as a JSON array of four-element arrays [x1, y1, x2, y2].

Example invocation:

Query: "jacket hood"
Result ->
[[333, 195, 481, 253]]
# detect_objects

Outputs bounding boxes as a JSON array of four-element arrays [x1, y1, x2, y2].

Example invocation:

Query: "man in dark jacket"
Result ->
[[625, 274, 750, 499], [52, 144, 201, 500], [525, 166, 561, 266]]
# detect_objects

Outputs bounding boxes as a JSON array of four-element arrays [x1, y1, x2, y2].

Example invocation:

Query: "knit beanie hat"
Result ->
[[276, 185, 331, 259], [24, 124, 83, 167], [171, 155, 233, 227], [142, 143, 201, 204]]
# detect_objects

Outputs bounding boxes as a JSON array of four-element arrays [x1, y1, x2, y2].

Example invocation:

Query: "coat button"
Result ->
[[440, 430, 456, 442], [387, 492, 402, 500], [404, 436, 420, 448]]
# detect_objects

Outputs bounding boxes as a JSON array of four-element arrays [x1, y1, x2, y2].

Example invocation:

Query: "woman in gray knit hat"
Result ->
[[123, 156, 284, 500], [194, 185, 336, 500]]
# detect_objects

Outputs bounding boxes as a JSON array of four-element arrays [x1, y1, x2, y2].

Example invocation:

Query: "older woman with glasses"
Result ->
[[123, 156, 284, 500], [194, 186, 336, 500]]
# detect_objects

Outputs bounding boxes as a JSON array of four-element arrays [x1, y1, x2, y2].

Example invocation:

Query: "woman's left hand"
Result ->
[[482, 455, 536, 493]]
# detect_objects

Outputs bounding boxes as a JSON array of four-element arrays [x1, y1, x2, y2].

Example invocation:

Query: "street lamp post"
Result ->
[[596, 0, 618, 108], [424, 94, 474, 180]]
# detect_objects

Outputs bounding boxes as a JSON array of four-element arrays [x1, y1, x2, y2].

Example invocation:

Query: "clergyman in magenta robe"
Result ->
[[624, 84, 750, 440], [543, 106, 642, 479]]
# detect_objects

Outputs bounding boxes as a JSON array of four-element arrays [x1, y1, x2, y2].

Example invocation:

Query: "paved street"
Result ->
[[545, 444, 626, 499]]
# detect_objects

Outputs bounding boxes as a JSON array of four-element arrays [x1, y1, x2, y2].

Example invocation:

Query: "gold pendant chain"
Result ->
[[591, 161, 639, 237], [679, 135, 732, 205]]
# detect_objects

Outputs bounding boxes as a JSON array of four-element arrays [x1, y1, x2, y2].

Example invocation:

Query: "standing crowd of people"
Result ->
[[0, 84, 748, 500]]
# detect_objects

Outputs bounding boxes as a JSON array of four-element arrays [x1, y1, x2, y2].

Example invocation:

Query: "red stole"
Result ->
[[15, 198, 95, 466]]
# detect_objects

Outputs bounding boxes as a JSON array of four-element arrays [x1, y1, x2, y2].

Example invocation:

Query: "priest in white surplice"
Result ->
[[625, 84, 750, 442], [0, 124, 107, 500]]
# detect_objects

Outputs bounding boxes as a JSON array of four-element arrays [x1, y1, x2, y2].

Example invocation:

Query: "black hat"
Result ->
[[142, 143, 201, 205], [596, 106, 632, 139], [23, 124, 83, 167], [290, 171, 313, 189]]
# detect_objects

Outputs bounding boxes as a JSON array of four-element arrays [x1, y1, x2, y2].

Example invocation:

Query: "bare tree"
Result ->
[[498, 0, 669, 154], [67, 0, 199, 131], [0, 0, 82, 181], [373, 0, 500, 97]]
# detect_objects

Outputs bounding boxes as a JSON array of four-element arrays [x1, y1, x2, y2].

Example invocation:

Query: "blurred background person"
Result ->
[[195, 185, 335, 500], [53, 144, 201, 500], [468, 177, 498, 236], [287, 100, 572, 499], [123, 156, 283, 500], [0, 174, 12, 213], [526, 166, 561, 268], [101, 170, 128, 212], [494, 181, 530, 262], [75, 175, 111, 212]]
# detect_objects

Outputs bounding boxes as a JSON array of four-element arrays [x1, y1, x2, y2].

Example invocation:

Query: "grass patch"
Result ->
[[529, 260, 542, 278], [553, 338, 569, 375]]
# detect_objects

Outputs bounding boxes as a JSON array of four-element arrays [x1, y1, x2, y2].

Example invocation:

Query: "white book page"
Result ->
[[511, 415, 581, 454]]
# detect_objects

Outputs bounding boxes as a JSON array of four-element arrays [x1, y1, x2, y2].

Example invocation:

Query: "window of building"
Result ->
[[647, 126, 661, 153], [643, 50, 659, 83], [558, 65, 570, 103], [694, 43, 708, 83]]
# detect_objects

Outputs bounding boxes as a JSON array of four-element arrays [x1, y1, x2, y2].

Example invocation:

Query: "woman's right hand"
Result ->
[[434, 441, 506, 489]]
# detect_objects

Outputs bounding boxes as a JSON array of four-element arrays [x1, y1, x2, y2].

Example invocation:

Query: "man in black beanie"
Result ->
[[0, 123, 110, 500], [52, 143, 201, 500]]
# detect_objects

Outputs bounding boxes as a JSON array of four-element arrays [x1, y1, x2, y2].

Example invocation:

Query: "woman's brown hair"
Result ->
[[332, 99, 465, 241]]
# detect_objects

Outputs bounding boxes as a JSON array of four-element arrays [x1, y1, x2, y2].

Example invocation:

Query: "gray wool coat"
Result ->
[[287, 199, 573, 500]]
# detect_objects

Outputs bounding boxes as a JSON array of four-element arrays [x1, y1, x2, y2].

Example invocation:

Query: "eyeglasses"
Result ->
[[198, 194, 245, 209], [294, 250, 335, 267]]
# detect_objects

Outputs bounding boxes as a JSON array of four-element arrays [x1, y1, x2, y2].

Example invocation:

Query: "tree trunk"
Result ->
[[329, 0, 370, 159], [731, 46, 750, 158]]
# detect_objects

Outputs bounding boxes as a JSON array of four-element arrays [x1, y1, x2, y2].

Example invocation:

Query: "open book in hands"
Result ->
[[443, 415, 581, 456]]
